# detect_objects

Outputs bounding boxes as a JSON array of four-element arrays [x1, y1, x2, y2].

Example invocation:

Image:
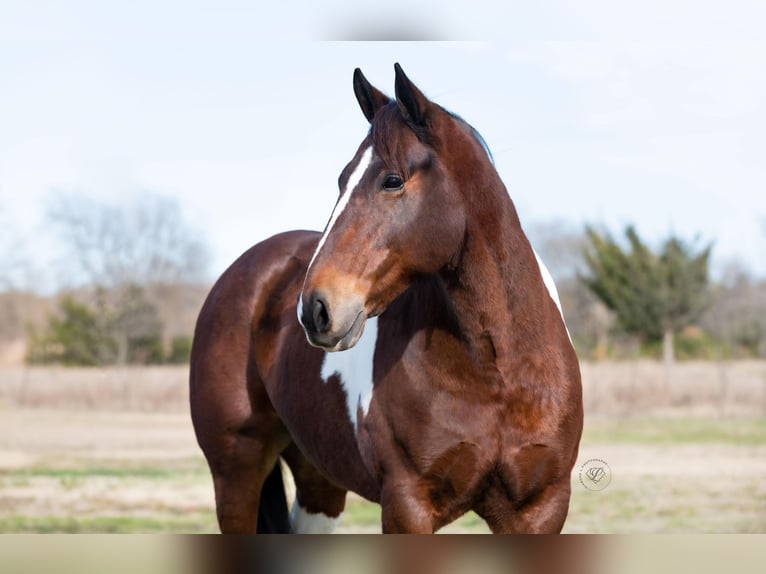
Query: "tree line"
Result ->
[[531, 222, 766, 364], [2, 192, 765, 367], [4, 192, 209, 367]]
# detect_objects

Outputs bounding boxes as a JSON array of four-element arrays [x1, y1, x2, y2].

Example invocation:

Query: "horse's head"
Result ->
[[298, 64, 492, 351]]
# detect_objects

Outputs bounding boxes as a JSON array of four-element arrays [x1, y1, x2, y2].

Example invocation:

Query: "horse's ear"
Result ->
[[353, 68, 390, 123], [394, 63, 430, 128]]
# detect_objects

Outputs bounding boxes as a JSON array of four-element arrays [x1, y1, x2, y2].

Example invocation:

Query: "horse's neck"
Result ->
[[443, 185, 549, 374]]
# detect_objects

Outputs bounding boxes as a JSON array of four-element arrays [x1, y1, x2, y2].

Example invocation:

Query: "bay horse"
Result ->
[[190, 64, 583, 533]]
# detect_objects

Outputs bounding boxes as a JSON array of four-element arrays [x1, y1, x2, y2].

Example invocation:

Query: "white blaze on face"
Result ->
[[297, 146, 373, 328], [306, 146, 373, 274], [290, 501, 342, 534], [320, 316, 377, 431], [533, 249, 573, 343]]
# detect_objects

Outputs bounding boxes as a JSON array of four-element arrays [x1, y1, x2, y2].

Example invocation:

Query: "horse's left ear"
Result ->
[[353, 68, 390, 123], [394, 63, 430, 128]]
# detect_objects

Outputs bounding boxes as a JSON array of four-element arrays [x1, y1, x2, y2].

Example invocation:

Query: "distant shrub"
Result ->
[[27, 297, 114, 366], [25, 289, 186, 367], [166, 336, 193, 364], [674, 327, 717, 360], [129, 334, 165, 365]]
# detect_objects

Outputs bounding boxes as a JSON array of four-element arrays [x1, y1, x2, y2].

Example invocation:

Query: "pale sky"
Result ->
[[2, 2, 765, 290]]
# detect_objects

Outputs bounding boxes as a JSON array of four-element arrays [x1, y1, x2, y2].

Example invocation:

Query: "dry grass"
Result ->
[[1, 361, 765, 533], [1, 409, 763, 533], [1, 360, 765, 416], [581, 360, 766, 417], [0, 366, 190, 411]]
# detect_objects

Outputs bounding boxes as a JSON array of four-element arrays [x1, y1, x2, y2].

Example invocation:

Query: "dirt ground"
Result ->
[[1, 408, 764, 533], [0, 409, 215, 532], [568, 438, 766, 533]]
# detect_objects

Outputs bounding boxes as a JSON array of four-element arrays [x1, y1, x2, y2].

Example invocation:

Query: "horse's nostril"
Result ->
[[312, 297, 330, 334]]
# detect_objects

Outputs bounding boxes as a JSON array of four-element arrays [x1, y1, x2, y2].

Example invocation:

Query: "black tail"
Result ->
[[257, 461, 291, 533]]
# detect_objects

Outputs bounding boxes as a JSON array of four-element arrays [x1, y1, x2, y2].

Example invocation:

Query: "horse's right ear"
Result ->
[[394, 63, 430, 128], [353, 68, 390, 123]]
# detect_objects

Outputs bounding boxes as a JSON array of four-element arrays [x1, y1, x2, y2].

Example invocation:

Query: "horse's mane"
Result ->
[[441, 107, 494, 164], [370, 103, 493, 179]]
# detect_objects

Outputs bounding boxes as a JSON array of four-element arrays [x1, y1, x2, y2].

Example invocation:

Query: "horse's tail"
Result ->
[[257, 460, 291, 533]]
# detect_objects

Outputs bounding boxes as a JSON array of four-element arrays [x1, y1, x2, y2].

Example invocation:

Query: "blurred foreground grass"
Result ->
[[1, 415, 764, 533], [582, 416, 766, 446]]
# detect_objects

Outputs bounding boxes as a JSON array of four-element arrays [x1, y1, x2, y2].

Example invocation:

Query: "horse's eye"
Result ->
[[382, 174, 404, 192]]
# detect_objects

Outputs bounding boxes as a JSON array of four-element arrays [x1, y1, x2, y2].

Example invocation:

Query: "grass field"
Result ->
[[333, 416, 766, 533], [1, 405, 764, 533], [1, 362, 764, 533]]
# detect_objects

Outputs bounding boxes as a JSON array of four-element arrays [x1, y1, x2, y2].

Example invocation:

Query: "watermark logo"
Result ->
[[579, 458, 612, 491]]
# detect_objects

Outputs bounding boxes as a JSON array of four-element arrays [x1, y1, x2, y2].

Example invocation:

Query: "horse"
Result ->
[[189, 64, 583, 533]]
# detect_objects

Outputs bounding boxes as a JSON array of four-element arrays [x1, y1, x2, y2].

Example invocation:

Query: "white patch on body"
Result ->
[[320, 316, 377, 431], [533, 249, 572, 343], [290, 500, 342, 534]]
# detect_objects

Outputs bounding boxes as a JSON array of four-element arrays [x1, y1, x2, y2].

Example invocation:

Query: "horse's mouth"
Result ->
[[309, 310, 367, 352], [328, 310, 367, 351]]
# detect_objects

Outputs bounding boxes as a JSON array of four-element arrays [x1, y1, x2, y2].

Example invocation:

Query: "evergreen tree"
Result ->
[[27, 287, 165, 367], [27, 297, 115, 366], [581, 225, 712, 367]]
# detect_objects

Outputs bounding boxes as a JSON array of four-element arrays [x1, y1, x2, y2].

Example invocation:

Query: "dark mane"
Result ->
[[443, 107, 494, 164], [371, 103, 493, 177]]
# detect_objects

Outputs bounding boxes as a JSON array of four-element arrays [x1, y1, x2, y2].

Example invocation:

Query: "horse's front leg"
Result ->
[[379, 480, 436, 533], [476, 475, 572, 534]]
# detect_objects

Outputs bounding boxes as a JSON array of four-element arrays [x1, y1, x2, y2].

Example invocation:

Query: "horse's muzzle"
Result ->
[[299, 290, 367, 352]]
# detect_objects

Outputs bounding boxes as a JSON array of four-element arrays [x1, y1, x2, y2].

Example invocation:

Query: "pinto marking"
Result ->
[[320, 316, 377, 431], [307, 146, 373, 274], [533, 249, 572, 342], [297, 146, 373, 328], [290, 501, 342, 534]]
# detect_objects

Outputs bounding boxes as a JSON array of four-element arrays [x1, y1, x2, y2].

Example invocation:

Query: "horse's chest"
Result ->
[[359, 342, 500, 472], [318, 317, 379, 433], [359, 333, 565, 502]]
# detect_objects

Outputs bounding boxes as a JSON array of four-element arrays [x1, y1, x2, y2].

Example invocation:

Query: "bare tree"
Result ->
[[526, 220, 586, 282], [703, 260, 766, 358], [0, 204, 31, 352], [0, 203, 29, 291], [43, 191, 211, 365], [527, 220, 616, 359], [46, 192, 209, 288]]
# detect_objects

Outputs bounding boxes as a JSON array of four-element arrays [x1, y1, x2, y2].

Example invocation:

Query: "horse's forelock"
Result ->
[[370, 104, 426, 179], [370, 103, 492, 177]]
